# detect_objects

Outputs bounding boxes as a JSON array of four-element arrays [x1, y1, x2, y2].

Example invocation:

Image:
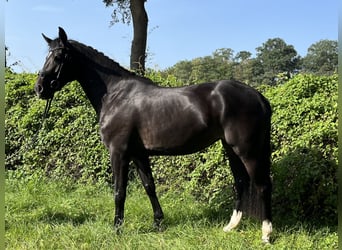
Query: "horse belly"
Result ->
[[140, 121, 222, 155], [159, 131, 221, 155]]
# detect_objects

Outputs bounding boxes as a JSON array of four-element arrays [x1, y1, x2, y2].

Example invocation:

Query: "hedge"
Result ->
[[5, 70, 337, 225]]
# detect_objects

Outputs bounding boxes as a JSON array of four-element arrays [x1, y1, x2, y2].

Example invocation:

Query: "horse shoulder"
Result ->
[[99, 80, 144, 148]]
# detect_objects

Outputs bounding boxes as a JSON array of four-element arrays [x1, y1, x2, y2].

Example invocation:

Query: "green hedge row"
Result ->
[[5, 70, 337, 225]]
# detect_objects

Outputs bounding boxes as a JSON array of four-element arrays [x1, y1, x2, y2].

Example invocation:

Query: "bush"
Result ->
[[5, 70, 337, 225], [5, 70, 110, 182], [264, 74, 337, 224]]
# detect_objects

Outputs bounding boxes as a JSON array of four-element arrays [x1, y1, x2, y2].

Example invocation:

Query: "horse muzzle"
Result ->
[[34, 78, 56, 100]]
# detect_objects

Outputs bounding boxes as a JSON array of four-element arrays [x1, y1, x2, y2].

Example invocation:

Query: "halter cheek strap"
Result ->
[[50, 61, 64, 90], [47, 47, 69, 90]]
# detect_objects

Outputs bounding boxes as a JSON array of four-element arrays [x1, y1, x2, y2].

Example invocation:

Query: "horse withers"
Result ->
[[35, 27, 273, 243]]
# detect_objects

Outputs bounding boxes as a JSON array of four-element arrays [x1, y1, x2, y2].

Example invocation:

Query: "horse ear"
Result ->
[[42, 33, 52, 44], [58, 27, 68, 45]]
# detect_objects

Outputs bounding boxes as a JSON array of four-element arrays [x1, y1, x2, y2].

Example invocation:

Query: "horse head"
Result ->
[[35, 27, 75, 99]]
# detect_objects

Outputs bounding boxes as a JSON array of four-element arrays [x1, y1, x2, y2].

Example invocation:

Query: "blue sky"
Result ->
[[5, 0, 338, 72]]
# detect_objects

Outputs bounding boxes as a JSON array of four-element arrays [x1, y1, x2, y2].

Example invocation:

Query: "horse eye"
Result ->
[[54, 55, 63, 63]]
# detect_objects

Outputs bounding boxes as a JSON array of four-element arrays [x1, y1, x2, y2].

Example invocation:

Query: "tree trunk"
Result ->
[[129, 0, 148, 75]]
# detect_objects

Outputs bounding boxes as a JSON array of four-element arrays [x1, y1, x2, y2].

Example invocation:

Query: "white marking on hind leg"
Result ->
[[223, 209, 242, 232], [261, 220, 272, 243]]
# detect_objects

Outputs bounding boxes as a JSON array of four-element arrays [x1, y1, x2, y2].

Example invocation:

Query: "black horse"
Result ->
[[35, 27, 273, 242]]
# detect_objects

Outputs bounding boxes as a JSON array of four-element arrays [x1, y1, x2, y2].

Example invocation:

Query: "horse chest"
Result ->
[[99, 103, 136, 148]]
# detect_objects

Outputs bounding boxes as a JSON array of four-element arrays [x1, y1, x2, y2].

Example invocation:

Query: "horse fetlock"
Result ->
[[113, 217, 124, 235], [153, 217, 165, 232], [261, 220, 272, 243], [223, 209, 242, 232], [114, 215, 124, 225]]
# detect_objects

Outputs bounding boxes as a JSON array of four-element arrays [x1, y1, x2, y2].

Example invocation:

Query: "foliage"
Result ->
[[165, 49, 236, 85], [5, 71, 337, 226], [103, 0, 131, 25], [255, 38, 301, 85], [302, 40, 338, 75], [5, 70, 110, 182], [166, 39, 338, 86], [263, 74, 338, 224], [151, 141, 235, 210]]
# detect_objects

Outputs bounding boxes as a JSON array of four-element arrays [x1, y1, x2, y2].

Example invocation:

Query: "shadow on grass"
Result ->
[[39, 210, 92, 225], [168, 146, 338, 240]]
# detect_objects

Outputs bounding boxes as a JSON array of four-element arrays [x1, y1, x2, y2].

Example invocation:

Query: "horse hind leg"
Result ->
[[222, 138, 272, 243], [133, 155, 164, 229], [240, 157, 273, 243], [222, 141, 250, 232]]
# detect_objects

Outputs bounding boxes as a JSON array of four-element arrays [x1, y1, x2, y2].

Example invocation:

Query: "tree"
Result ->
[[103, 0, 148, 74], [302, 40, 338, 75], [165, 49, 236, 84], [256, 38, 300, 85], [212, 48, 234, 62], [234, 51, 252, 63], [207, 49, 235, 81], [165, 60, 193, 84]]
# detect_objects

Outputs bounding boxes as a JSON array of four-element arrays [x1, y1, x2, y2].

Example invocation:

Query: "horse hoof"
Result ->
[[114, 226, 123, 235], [262, 238, 271, 244], [114, 220, 124, 235], [153, 219, 165, 232]]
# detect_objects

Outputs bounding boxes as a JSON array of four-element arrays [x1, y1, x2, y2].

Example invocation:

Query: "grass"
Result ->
[[5, 172, 338, 249]]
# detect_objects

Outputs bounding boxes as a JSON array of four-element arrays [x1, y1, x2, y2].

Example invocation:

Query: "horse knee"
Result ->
[[114, 190, 126, 204]]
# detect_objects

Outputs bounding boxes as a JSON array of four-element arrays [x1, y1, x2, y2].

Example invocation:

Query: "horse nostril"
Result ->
[[36, 84, 43, 94]]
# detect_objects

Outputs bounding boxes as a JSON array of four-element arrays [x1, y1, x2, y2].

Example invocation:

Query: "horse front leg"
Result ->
[[110, 149, 129, 230]]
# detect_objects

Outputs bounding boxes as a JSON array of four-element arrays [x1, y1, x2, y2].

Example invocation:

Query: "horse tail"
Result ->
[[241, 93, 272, 220]]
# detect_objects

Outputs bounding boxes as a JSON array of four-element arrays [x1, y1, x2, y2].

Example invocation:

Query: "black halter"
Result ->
[[38, 46, 69, 89], [39, 47, 70, 123]]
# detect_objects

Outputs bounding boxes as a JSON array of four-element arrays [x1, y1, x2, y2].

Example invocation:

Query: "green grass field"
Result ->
[[5, 173, 337, 249]]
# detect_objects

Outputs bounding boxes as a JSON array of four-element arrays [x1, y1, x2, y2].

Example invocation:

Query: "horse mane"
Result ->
[[68, 40, 136, 78]]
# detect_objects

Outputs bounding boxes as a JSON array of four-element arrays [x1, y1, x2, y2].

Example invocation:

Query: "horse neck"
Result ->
[[72, 44, 136, 116]]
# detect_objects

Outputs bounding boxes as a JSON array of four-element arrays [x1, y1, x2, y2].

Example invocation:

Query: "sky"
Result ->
[[5, 0, 338, 73]]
